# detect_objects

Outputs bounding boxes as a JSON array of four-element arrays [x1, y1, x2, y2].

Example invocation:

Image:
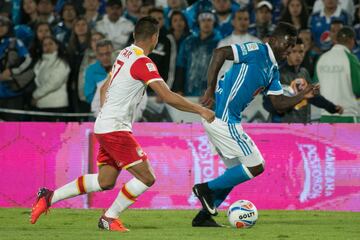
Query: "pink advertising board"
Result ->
[[0, 123, 359, 211]]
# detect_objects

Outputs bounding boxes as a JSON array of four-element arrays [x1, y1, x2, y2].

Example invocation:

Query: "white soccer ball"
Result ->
[[227, 200, 258, 228]]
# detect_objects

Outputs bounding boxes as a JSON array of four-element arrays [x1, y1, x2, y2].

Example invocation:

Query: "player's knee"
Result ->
[[98, 179, 116, 190], [142, 175, 156, 187], [248, 163, 265, 177]]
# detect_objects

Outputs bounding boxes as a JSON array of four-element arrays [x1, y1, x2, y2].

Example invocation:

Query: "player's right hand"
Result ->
[[200, 88, 215, 109], [303, 84, 320, 99], [200, 107, 215, 123]]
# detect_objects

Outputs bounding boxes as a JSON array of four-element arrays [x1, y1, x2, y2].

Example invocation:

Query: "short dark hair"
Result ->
[[149, 7, 163, 16], [331, 18, 344, 26], [96, 39, 113, 50], [134, 16, 159, 41], [107, 0, 122, 7], [271, 22, 298, 38], [336, 26, 355, 44], [295, 38, 304, 45]]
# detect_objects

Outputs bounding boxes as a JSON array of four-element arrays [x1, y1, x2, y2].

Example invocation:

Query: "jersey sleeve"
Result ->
[[231, 42, 259, 64], [130, 57, 164, 85], [265, 70, 283, 95]]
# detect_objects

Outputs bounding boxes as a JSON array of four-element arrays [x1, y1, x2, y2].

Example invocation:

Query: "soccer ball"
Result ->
[[227, 200, 258, 228]]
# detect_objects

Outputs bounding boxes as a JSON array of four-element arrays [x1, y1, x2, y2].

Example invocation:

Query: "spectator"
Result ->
[[309, 0, 350, 52], [354, 4, 360, 25], [139, 2, 155, 18], [0, 1, 11, 18], [21, 0, 38, 27], [329, 19, 343, 45], [163, 0, 187, 29], [95, 0, 134, 50], [35, 0, 59, 29], [273, 38, 342, 123], [184, 0, 213, 30], [124, 0, 143, 24], [32, 36, 70, 121], [279, 0, 309, 31], [212, 0, 240, 38], [29, 21, 52, 63], [217, 8, 260, 79], [167, 10, 190, 90], [168, 10, 190, 48], [298, 28, 320, 78], [84, 39, 113, 104], [174, 11, 221, 96], [67, 17, 91, 111], [148, 7, 172, 83], [54, 2, 77, 48], [315, 27, 360, 123], [249, 1, 276, 41], [0, 16, 33, 120], [312, 0, 354, 22], [76, 31, 105, 112], [83, 0, 103, 29]]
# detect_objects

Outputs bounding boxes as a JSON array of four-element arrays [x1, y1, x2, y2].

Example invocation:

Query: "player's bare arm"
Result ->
[[201, 46, 235, 108], [149, 80, 215, 123], [269, 84, 319, 113], [99, 74, 111, 108]]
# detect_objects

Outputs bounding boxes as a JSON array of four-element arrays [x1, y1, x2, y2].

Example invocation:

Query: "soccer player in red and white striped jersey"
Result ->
[[30, 16, 214, 232]]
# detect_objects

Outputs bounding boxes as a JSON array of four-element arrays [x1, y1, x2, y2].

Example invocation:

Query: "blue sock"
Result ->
[[213, 187, 233, 208], [208, 164, 252, 191]]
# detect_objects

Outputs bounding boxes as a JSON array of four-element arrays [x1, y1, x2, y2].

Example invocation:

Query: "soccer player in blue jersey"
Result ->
[[191, 22, 319, 227]]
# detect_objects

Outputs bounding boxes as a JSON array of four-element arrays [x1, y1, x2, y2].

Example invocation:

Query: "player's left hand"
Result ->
[[200, 88, 215, 109]]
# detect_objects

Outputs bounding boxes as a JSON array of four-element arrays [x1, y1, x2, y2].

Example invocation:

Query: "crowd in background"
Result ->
[[0, 0, 359, 123]]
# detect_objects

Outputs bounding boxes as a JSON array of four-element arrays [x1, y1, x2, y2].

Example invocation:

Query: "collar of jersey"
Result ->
[[265, 43, 278, 67], [131, 44, 144, 56], [320, 6, 342, 18]]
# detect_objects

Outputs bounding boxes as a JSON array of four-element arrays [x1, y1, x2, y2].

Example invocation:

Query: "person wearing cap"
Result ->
[[309, 0, 350, 52], [174, 10, 221, 96], [95, 0, 134, 50], [248, 0, 276, 41], [315, 26, 360, 123]]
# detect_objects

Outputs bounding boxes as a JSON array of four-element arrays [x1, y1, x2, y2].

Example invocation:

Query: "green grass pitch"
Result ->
[[0, 208, 359, 240]]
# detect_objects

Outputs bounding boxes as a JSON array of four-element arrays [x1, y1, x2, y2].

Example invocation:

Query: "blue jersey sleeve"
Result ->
[[265, 70, 283, 95], [231, 42, 261, 64]]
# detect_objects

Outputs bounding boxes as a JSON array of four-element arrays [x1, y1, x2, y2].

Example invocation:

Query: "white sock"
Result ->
[[51, 174, 102, 205], [105, 178, 149, 219]]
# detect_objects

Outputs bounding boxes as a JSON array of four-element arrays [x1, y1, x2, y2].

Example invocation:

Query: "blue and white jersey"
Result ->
[[309, 7, 350, 51], [215, 42, 283, 123]]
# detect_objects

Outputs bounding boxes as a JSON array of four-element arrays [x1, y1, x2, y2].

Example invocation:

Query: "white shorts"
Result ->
[[202, 118, 265, 168]]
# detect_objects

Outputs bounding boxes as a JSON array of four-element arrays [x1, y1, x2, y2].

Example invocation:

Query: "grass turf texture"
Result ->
[[0, 208, 359, 240]]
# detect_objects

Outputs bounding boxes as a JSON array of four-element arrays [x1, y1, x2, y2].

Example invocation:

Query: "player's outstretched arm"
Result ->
[[201, 46, 234, 108], [149, 80, 215, 123], [269, 84, 319, 112]]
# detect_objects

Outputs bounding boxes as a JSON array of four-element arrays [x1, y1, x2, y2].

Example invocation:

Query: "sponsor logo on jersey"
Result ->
[[246, 43, 259, 52], [146, 63, 156, 72]]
